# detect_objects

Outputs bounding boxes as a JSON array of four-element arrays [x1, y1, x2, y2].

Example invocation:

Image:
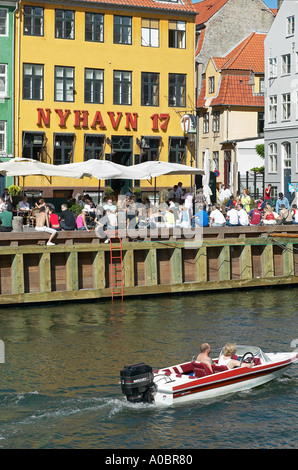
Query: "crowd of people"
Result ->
[[0, 182, 298, 243]]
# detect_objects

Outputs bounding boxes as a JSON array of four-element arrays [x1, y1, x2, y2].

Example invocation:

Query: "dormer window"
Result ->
[[209, 76, 215, 93]]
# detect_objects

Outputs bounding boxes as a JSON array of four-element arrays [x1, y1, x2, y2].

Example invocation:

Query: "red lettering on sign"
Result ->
[[107, 111, 122, 130], [55, 109, 71, 127], [37, 108, 50, 126], [74, 110, 88, 128], [91, 111, 106, 129], [159, 114, 170, 131], [125, 113, 138, 131], [150, 113, 159, 131]]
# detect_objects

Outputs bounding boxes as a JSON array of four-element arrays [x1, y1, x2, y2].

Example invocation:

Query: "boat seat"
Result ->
[[212, 364, 228, 373], [192, 361, 213, 377]]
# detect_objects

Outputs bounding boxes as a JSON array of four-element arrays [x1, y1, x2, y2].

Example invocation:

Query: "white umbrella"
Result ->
[[58, 159, 150, 180], [130, 161, 204, 178], [129, 161, 204, 202], [0, 158, 85, 178], [202, 149, 212, 205]]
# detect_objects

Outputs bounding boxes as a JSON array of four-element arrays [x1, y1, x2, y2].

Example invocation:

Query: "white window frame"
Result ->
[[287, 16, 295, 36], [0, 121, 6, 154], [269, 95, 277, 122], [281, 54, 291, 75], [282, 141, 291, 169], [141, 18, 159, 48], [296, 142, 298, 172], [0, 64, 7, 97], [268, 143, 277, 173], [282, 93, 291, 120], [269, 57, 277, 78], [0, 9, 8, 37]]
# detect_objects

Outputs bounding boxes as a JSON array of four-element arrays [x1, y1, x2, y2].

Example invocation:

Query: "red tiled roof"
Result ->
[[212, 56, 229, 70], [194, 0, 229, 24], [211, 74, 264, 107], [222, 32, 266, 73], [195, 26, 206, 55], [196, 32, 266, 108], [64, 0, 197, 14]]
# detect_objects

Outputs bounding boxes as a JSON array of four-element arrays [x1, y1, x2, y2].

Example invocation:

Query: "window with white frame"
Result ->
[[282, 93, 291, 120], [168, 20, 185, 49], [296, 142, 298, 171], [212, 111, 220, 132], [281, 54, 291, 75], [269, 95, 277, 122], [212, 151, 219, 171], [268, 143, 277, 173], [269, 57, 277, 78], [0, 121, 6, 153], [287, 16, 295, 36], [0, 9, 8, 36], [0, 64, 7, 97], [282, 142, 291, 168], [141, 18, 159, 47], [209, 76, 215, 94], [203, 112, 209, 133]]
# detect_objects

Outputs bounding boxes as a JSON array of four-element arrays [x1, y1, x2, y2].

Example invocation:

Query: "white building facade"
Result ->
[[264, 0, 298, 201]]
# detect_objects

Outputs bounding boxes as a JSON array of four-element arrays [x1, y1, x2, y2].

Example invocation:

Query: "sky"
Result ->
[[193, 0, 278, 8]]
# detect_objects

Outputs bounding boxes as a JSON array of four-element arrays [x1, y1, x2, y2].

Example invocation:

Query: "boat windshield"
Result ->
[[219, 345, 271, 363]]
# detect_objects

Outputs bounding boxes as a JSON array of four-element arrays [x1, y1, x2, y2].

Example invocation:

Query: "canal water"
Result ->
[[0, 287, 297, 449]]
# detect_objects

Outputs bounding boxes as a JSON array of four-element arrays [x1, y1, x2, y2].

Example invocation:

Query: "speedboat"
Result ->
[[120, 345, 298, 406]]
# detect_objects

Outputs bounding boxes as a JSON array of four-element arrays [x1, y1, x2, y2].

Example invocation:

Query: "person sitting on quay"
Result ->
[[237, 203, 249, 226], [226, 206, 239, 226], [262, 205, 276, 225], [47, 205, 60, 230], [275, 192, 290, 214], [292, 204, 298, 225], [59, 204, 76, 231], [35, 198, 46, 210], [0, 203, 13, 232], [248, 203, 262, 226], [209, 204, 226, 227], [35, 206, 57, 245], [192, 207, 209, 227], [76, 207, 90, 231], [278, 204, 293, 225]]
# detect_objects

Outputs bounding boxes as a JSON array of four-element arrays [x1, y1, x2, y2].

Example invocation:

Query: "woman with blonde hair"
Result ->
[[218, 343, 253, 369], [240, 188, 251, 213], [262, 204, 276, 225]]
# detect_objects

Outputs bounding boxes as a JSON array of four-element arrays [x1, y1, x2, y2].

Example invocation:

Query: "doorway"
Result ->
[[110, 136, 133, 196]]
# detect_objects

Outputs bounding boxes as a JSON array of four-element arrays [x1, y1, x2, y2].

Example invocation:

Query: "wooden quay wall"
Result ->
[[0, 225, 298, 305]]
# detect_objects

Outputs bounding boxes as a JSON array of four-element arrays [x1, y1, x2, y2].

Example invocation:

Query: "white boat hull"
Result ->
[[153, 353, 298, 406]]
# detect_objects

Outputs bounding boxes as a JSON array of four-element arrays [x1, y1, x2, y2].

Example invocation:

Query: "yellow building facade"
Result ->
[[14, 0, 197, 200]]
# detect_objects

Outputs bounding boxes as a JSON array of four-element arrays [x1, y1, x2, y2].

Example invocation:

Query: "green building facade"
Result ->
[[0, 0, 16, 194]]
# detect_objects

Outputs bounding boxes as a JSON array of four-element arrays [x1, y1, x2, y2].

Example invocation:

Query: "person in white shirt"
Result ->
[[237, 204, 249, 226], [209, 204, 226, 227], [226, 207, 239, 226], [19, 196, 30, 212]]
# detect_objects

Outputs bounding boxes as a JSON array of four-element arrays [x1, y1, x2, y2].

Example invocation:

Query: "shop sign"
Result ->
[[37, 108, 170, 132]]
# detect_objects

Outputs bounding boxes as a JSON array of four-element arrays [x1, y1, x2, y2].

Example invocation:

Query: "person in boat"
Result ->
[[218, 343, 253, 369], [196, 343, 213, 373]]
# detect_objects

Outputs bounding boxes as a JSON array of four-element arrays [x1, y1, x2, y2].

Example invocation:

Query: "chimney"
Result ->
[[277, 0, 284, 10]]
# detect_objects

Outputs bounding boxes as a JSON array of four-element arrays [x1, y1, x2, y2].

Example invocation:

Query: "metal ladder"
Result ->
[[109, 235, 124, 301]]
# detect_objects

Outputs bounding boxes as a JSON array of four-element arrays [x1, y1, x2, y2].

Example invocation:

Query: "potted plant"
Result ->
[[8, 184, 22, 208], [105, 187, 114, 197]]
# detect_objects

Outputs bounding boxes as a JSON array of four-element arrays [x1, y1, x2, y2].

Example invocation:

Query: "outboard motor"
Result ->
[[120, 363, 155, 404]]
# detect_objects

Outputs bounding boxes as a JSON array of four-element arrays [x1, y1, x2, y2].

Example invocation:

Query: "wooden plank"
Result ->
[[12, 253, 24, 295], [263, 245, 274, 278], [123, 249, 134, 288], [196, 246, 207, 282], [171, 248, 182, 284], [240, 245, 252, 280], [146, 249, 158, 286], [39, 252, 51, 293], [219, 245, 230, 281], [93, 251, 106, 290], [66, 251, 79, 291], [283, 244, 294, 277]]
